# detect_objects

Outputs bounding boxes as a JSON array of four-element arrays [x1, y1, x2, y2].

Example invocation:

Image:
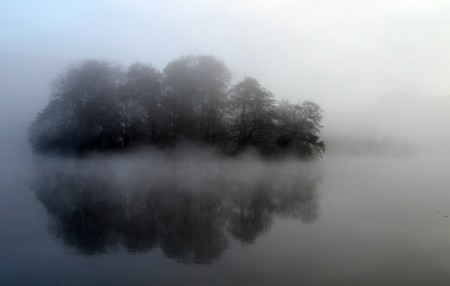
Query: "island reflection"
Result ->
[[32, 152, 322, 264]]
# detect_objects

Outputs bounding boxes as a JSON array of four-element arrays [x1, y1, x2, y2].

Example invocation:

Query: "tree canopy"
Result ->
[[29, 55, 325, 157]]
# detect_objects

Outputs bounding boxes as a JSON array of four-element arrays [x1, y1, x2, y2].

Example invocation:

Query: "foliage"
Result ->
[[30, 60, 123, 153], [276, 100, 326, 157], [118, 63, 162, 146], [228, 77, 277, 153], [29, 55, 325, 157], [162, 55, 230, 143]]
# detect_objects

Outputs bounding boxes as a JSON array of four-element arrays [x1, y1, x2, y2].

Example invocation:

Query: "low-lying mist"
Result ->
[[323, 94, 450, 157], [32, 147, 322, 264]]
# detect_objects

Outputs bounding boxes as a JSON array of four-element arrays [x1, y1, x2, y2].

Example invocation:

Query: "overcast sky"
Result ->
[[2, 0, 450, 110]]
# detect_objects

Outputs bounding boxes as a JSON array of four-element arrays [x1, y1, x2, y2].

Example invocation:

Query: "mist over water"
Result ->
[[1, 52, 450, 286], [1, 56, 450, 284], [3, 146, 450, 285], [3, 1, 450, 285]]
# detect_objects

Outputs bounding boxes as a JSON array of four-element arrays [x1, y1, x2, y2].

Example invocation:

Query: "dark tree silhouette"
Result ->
[[276, 100, 326, 157], [162, 56, 200, 140], [29, 55, 325, 157], [228, 77, 277, 152], [162, 55, 230, 142], [118, 63, 163, 146], [29, 60, 123, 153], [195, 55, 231, 144]]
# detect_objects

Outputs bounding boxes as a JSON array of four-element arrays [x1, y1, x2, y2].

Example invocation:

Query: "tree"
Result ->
[[118, 63, 162, 146], [162, 55, 230, 142], [195, 55, 231, 143], [228, 77, 277, 152], [29, 55, 325, 158], [29, 60, 123, 153], [276, 100, 325, 157]]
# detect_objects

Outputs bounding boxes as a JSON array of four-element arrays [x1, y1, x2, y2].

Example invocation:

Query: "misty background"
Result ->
[[2, 0, 450, 157], [4, 2, 450, 285]]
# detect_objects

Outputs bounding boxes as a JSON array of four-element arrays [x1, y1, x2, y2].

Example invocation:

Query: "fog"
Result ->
[[3, 1, 450, 156], [321, 93, 450, 156], [1, 53, 450, 157], [2, 1, 450, 285]]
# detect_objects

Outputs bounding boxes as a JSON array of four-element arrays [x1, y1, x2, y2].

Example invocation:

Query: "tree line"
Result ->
[[29, 55, 325, 157]]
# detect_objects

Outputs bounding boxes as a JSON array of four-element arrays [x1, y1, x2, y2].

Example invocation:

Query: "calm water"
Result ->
[[2, 151, 450, 285]]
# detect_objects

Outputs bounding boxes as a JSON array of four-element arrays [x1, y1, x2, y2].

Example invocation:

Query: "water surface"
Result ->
[[2, 152, 450, 285]]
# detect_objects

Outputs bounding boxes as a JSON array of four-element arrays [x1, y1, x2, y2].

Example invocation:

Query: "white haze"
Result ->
[[34, 145, 322, 195], [1, 0, 450, 156]]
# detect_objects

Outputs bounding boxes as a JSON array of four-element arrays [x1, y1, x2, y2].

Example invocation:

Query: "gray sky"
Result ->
[[2, 0, 450, 110]]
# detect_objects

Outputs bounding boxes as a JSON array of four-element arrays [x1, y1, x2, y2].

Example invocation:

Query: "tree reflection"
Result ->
[[32, 158, 321, 264]]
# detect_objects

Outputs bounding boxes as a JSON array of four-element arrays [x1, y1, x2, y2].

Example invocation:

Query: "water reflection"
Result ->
[[32, 155, 321, 264]]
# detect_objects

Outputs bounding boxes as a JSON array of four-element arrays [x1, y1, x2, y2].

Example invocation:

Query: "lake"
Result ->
[[2, 150, 450, 286]]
